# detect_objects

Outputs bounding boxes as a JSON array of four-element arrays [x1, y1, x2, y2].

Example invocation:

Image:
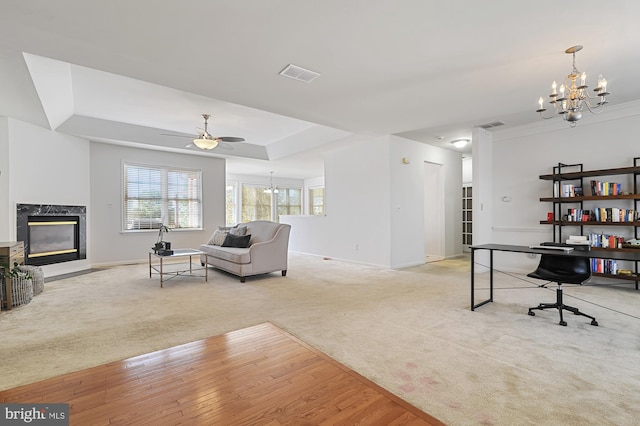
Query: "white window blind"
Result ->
[[123, 163, 202, 231], [241, 184, 272, 222]]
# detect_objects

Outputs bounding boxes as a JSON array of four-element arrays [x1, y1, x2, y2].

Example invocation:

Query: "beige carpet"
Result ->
[[1, 253, 639, 425]]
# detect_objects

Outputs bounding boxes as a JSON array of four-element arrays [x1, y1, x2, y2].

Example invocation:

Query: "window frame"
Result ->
[[236, 181, 303, 223], [240, 183, 273, 223], [276, 187, 302, 219], [122, 162, 203, 233], [307, 186, 325, 216]]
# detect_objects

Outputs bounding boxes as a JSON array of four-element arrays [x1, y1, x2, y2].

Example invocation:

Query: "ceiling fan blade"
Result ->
[[217, 137, 245, 142], [161, 133, 193, 139], [216, 142, 234, 150]]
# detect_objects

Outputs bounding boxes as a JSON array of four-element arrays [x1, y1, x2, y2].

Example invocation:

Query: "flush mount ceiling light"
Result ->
[[451, 139, 469, 149], [264, 171, 279, 194], [536, 45, 610, 127]]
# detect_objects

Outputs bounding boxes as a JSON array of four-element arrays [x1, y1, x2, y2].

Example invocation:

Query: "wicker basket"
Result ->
[[9, 273, 33, 307], [0, 275, 4, 307], [18, 265, 45, 295]]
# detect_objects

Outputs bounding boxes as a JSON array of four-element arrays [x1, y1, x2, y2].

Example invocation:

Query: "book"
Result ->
[[566, 235, 589, 245]]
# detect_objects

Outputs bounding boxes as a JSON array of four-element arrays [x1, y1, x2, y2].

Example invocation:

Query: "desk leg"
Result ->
[[149, 253, 152, 279], [470, 248, 475, 311], [205, 255, 208, 282], [489, 249, 494, 302], [471, 248, 494, 310], [160, 256, 164, 288]]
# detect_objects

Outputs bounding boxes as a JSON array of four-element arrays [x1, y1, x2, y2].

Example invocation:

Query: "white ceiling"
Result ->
[[2, 1, 640, 178]]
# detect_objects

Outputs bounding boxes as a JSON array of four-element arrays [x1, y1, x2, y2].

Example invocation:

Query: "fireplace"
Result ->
[[17, 204, 87, 266]]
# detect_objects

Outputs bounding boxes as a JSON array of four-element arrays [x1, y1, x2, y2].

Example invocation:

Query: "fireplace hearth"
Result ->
[[17, 204, 87, 266]]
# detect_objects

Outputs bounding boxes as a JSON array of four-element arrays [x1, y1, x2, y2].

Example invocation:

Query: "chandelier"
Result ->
[[536, 45, 610, 126], [264, 171, 279, 194]]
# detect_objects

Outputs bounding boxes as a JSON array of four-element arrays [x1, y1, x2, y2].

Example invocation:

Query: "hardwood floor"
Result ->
[[0, 322, 444, 425]]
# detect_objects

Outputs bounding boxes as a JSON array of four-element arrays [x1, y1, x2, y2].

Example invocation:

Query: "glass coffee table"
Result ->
[[149, 248, 208, 287]]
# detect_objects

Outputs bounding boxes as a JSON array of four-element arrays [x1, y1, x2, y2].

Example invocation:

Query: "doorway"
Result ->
[[423, 162, 445, 262]]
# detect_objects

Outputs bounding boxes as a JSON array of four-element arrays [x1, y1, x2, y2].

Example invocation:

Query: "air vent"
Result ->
[[279, 64, 320, 83], [477, 121, 505, 129]]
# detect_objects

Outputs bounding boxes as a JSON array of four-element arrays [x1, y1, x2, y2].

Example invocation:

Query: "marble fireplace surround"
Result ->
[[17, 204, 87, 266]]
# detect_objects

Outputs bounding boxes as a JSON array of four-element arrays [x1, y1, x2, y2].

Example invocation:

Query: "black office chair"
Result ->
[[527, 243, 598, 326]]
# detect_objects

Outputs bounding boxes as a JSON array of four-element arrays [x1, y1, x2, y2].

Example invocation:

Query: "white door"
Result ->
[[424, 162, 445, 262]]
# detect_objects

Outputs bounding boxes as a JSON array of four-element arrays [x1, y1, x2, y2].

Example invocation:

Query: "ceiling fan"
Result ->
[[163, 114, 245, 150]]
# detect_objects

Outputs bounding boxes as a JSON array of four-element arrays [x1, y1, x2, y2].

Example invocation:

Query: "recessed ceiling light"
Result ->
[[451, 139, 469, 148]]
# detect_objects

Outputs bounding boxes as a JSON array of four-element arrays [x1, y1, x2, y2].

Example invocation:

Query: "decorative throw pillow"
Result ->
[[208, 226, 233, 246], [221, 233, 252, 248], [229, 225, 248, 236]]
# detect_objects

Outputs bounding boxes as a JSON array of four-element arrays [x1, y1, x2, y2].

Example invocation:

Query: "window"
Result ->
[[239, 183, 303, 222], [241, 184, 272, 222], [226, 181, 238, 225], [277, 188, 302, 219], [308, 187, 325, 215], [123, 163, 202, 231]]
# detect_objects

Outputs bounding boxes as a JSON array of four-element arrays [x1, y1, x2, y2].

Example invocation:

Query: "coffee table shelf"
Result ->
[[149, 248, 208, 287]]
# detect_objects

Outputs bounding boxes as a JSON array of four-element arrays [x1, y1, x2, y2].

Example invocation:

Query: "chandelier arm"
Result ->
[[579, 89, 602, 101], [581, 100, 606, 114], [537, 109, 556, 120]]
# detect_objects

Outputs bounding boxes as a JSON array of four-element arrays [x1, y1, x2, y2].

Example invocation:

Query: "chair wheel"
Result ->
[[591, 320, 599, 326], [559, 321, 567, 326], [528, 311, 535, 316]]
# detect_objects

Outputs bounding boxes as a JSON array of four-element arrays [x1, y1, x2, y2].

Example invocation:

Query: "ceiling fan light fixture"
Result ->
[[193, 137, 218, 150]]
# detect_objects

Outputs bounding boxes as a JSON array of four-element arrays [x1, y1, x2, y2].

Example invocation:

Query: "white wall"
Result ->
[[389, 135, 462, 266], [90, 142, 226, 265], [283, 135, 392, 266], [326, 135, 392, 266], [283, 134, 463, 268], [481, 101, 640, 273], [5, 118, 91, 276], [462, 156, 472, 185]]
